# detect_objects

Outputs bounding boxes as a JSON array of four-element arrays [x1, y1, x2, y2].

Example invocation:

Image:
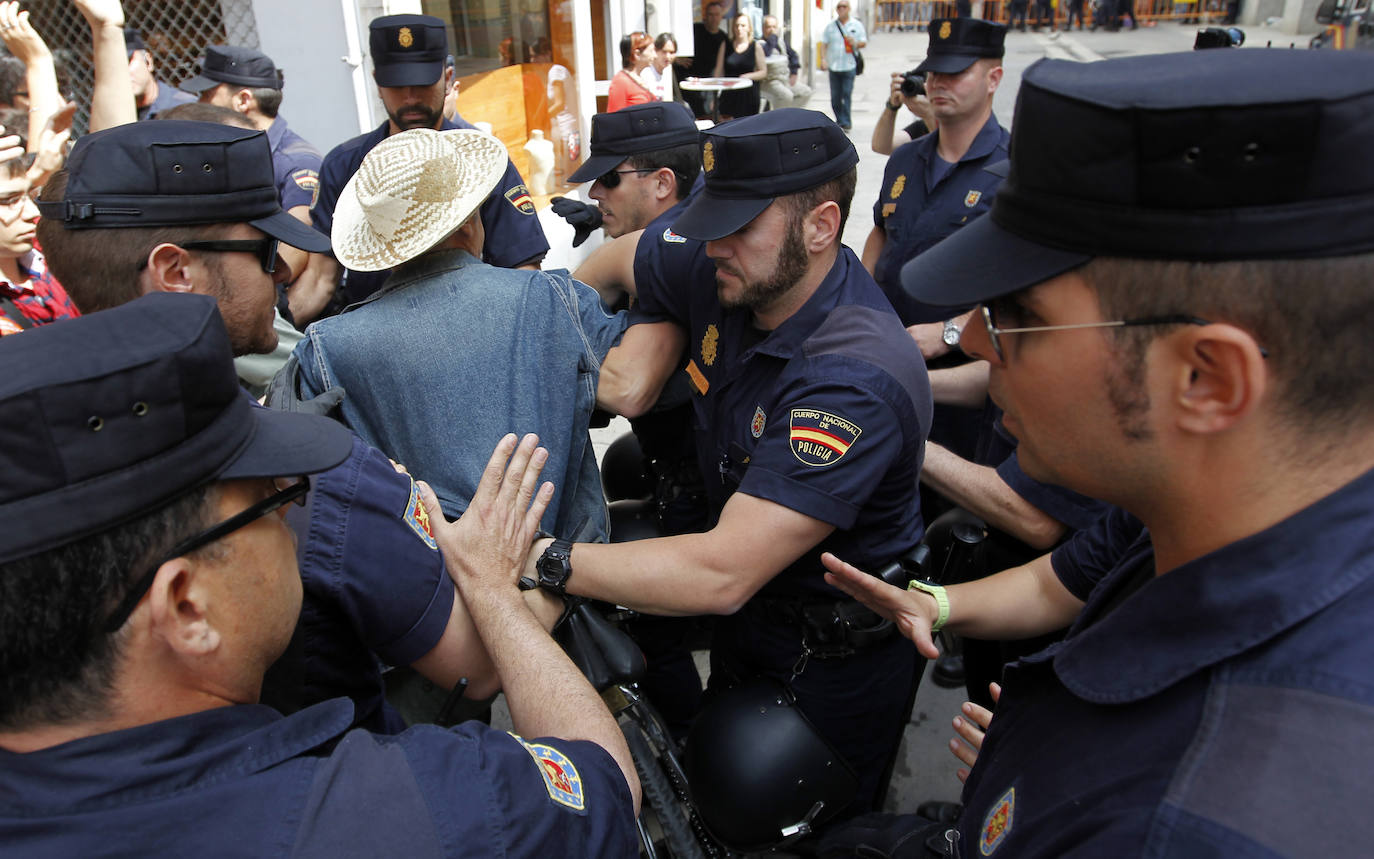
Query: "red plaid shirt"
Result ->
[[0, 250, 79, 336]]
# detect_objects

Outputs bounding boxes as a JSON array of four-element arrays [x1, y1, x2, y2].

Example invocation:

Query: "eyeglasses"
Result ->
[[975, 301, 1210, 363], [179, 238, 283, 275], [104, 476, 309, 632], [596, 168, 658, 189]]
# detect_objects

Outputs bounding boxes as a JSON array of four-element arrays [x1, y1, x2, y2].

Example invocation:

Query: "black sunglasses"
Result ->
[[103, 477, 309, 632], [137, 238, 282, 275], [596, 167, 658, 189]]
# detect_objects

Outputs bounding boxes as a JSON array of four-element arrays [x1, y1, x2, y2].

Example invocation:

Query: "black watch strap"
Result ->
[[521, 538, 574, 595]]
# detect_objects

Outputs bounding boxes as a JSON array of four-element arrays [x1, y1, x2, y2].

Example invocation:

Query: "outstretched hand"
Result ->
[[951, 682, 1000, 784], [822, 551, 941, 659], [550, 196, 603, 247], [0, 2, 51, 63], [71, 0, 127, 28], [416, 433, 554, 603]]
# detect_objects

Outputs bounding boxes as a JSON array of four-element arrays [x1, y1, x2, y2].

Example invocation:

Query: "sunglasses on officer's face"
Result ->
[[137, 237, 283, 275], [596, 168, 658, 189]]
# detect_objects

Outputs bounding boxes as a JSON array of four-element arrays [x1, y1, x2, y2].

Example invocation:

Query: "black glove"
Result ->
[[550, 196, 603, 248]]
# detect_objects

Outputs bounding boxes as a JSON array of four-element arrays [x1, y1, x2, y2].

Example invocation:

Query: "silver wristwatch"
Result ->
[[941, 318, 961, 347]]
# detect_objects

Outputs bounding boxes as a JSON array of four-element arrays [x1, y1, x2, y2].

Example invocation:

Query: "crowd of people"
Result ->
[[1, 1, 1372, 857]]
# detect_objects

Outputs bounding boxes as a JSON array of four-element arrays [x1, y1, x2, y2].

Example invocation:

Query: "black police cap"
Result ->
[[672, 109, 858, 242], [370, 14, 449, 87], [37, 120, 329, 253], [0, 293, 352, 564], [569, 102, 700, 184], [903, 49, 1374, 309], [180, 45, 283, 94], [915, 18, 1007, 75]]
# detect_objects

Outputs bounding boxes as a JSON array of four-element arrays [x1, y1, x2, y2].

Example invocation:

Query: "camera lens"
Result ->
[[900, 72, 925, 98]]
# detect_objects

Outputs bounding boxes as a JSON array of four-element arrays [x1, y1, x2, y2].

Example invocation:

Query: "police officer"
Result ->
[[869, 48, 1374, 855], [125, 27, 195, 121], [863, 18, 1008, 329], [525, 109, 933, 816], [35, 120, 545, 733], [179, 45, 322, 287], [0, 297, 639, 853], [297, 14, 549, 324]]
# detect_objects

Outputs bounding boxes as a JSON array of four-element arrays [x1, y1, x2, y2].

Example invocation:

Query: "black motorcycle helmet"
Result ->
[[684, 678, 859, 851]]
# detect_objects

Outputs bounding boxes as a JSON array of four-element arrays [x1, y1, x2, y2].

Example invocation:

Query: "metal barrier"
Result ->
[[873, 0, 1231, 33], [27, 0, 260, 134]]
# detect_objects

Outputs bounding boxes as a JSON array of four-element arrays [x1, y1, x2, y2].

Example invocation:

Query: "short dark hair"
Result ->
[[249, 86, 282, 118], [158, 101, 255, 129], [0, 485, 216, 731], [0, 106, 33, 179], [1083, 254, 1374, 435], [781, 167, 858, 237], [36, 169, 235, 314], [654, 32, 677, 51], [625, 142, 700, 202]]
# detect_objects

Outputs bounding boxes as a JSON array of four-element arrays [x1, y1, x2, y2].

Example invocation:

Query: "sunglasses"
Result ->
[[103, 476, 309, 632], [596, 168, 658, 189], [137, 237, 283, 275]]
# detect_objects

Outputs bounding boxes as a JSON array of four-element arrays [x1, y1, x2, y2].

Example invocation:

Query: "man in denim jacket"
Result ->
[[294, 128, 631, 541]]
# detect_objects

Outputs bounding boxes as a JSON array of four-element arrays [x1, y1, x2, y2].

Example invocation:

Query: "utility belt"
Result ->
[[747, 595, 897, 661]]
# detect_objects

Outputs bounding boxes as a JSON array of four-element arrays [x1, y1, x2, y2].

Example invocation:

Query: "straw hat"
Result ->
[[332, 128, 508, 272]]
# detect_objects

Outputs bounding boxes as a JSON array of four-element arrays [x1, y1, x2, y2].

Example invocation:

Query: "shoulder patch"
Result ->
[[662, 227, 687, 244], [790, 408, 861, 467], [505, 184, 536, 215], [402, 480, 439, 551], [512, 734, 586, 811], [294, 169, 321, 208], [979, 786, 1015, 855]]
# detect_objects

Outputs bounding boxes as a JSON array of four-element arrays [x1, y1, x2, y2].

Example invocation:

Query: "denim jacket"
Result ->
[[293, 250, 626, 541]]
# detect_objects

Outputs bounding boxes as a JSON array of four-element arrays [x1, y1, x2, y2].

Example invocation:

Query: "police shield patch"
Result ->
[[513, 735, 586, 811], [662, 227, 686, 244], [751, 405, 766, 438], [790, 409, 861, 467], [979, 787, 1015, 855], [964, 189, 983, 208], [402, 480, 438, 551], [505, 185, 535, 215]]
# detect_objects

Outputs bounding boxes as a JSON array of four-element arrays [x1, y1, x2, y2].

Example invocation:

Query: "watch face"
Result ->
[[943, 326, 960, 346]]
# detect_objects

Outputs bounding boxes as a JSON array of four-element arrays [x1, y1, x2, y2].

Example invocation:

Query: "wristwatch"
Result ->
[[886, 99, 901, 112], [941, 318, 962, 348], [907, 579, 950, 633], [518, 538, 574, 594]]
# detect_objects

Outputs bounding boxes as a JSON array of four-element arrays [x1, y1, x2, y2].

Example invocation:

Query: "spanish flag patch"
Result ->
[[789, 408, 861, 467]]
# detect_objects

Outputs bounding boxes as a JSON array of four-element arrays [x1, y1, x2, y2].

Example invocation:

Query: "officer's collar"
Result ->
[[266, 115, 288, 149], [920, 110, 1004, 165], [0, 699, 355, 813], [1047, 465, 1374, 704]]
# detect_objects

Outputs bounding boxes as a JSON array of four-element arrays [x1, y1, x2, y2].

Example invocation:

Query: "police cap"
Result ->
[[903, 49, 1374, 308], [180, 45, 284, 94], [37, 120, 330, 253], [0, 293, 352, 563], [568, 102, 700, 184], [915, 18, 1006, 75], [370, 14, 449, 88], [672, 108, 858, 242]]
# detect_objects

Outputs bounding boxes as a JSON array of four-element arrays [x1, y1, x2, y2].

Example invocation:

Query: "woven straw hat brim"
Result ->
[[332, 128, 509, 272]]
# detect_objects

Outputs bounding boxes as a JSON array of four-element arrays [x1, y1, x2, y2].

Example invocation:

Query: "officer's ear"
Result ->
[[140, 243, 197, 296], [801, 200, 842, 254], [232, 87, 255, 114]]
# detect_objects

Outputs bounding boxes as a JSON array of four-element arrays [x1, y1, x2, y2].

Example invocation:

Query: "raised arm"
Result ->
[[419, 434, 640, 813], [572, 228, 643, 304], [0, 2, 60, 147], [73, 0, 137, 131]]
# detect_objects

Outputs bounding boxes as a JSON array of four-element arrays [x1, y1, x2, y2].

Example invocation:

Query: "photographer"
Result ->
[[870, 68, 935, 156]]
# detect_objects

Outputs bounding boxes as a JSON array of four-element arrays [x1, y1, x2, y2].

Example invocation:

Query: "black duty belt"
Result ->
[[748, 596, 896, 658]]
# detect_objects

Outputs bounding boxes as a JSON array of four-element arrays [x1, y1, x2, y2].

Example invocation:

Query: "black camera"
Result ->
[[899, 70, 926, 98]]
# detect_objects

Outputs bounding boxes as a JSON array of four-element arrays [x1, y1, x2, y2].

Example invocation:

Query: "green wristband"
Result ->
[[907, 580, 950, 633]]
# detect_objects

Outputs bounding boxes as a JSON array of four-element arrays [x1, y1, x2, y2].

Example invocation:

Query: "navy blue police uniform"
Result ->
[[37, 120, 464, 735], [313, 15, 548, 309], [633, 110, 933, 812], [895, 49, 1374, 858], [871, 113, 1008, 324], [268, 117, 323, 212]]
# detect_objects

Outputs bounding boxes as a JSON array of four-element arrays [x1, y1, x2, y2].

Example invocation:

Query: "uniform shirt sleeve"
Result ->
[[311, 146, 350, 239], [400, 725, 639, 856], [1049, 505, 1142, 602], [479, 160, 550, 268], [996, 450, 1112, 533], [740, 372, 909, 530], [281, 167, 322, 212], [632, 225, 713, 323], [301, 436, 455, 668], [873, 150, 904, 228]]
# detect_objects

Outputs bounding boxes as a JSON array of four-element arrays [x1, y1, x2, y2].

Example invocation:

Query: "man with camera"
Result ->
[[861, 18, 1008, 330], [870, 69, 936, 157]]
